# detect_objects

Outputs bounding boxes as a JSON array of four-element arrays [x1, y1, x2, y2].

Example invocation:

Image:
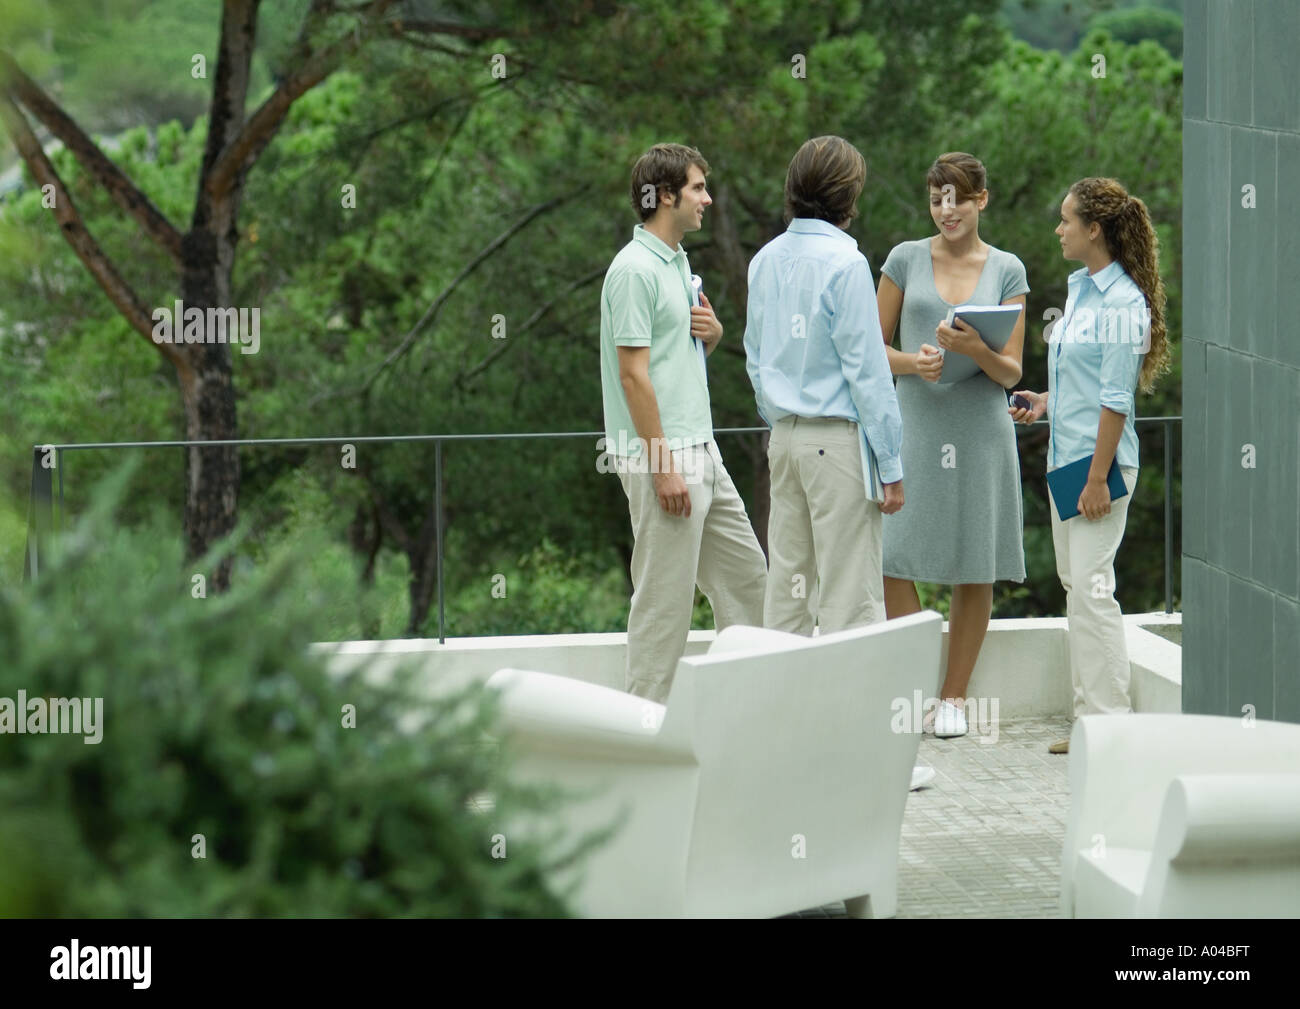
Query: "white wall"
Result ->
[[312, 613, 1182, 719]]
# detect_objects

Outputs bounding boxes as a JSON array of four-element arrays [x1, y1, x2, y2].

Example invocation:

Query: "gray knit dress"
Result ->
[[879, 238, 1029, 584]]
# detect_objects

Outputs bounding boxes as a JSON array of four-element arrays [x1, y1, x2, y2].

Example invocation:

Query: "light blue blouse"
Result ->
[[1047, 259, 1149, 471]]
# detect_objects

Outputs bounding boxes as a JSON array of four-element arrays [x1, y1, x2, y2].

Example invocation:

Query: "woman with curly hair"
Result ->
[[1010, 177, 1170, 754]]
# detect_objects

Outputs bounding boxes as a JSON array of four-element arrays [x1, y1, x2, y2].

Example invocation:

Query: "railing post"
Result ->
[[57, 447, 64, 535], [24, 445, 54, 583], [1164, 418, 1173, 615], [435, 438, 445, 644]]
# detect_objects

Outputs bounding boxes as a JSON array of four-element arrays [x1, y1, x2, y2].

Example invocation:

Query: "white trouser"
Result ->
[[1049, 466, 1139, 717], [764, 416, 885, 635], [617, 440, 768, 703]]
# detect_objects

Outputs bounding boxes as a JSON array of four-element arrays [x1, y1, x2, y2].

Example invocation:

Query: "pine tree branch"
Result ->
[[205, 0, 397, 201], [455, 266, 606, 387], [360, 190, 579, 393], [0, 51, 184, 263], [0, 94, 190, 376]]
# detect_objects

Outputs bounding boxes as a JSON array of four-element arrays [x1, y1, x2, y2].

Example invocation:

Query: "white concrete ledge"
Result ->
[[312, 613, 1182, 718], [313, 629, 714, 695], [1127, 614, 1183, 714]]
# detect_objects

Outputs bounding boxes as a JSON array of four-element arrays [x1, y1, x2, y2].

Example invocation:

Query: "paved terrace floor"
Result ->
[[791, 714, 1073, 919]]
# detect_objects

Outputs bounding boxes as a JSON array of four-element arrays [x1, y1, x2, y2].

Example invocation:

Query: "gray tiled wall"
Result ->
[[1182, 0, 1300, 722]]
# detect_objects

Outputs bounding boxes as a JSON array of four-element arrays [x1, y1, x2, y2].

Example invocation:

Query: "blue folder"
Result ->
[[1046, 453, 1129, 520]]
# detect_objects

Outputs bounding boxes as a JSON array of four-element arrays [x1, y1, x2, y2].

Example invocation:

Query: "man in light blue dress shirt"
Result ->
[[744, 136, 904, 635]]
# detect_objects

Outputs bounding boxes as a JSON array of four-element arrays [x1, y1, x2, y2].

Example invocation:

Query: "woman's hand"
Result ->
[[1008, 389, 1047, 424], [935, 316, 984, 357], [1076, 477, 1112, 521], [915, 343, 943, 382]]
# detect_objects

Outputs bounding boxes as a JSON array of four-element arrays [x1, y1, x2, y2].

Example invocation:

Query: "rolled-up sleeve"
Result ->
[[1098, 293, 1146, 415], [828, 259, 904, 482]]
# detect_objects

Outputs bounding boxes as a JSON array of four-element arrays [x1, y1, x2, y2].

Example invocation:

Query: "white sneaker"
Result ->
[[933, 700, 968, 739], [909, 765, 935, 790]]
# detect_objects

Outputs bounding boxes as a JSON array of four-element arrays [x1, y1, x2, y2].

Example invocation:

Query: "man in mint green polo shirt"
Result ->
[[599, 143, 767, 704]]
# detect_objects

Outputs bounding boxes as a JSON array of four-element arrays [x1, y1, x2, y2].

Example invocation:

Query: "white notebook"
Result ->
[[858, 425, 885, 504], [689, 274, 707, 386]]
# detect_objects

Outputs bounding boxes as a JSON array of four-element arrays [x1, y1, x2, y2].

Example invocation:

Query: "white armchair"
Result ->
[[487, 611, 943, 918], [1062, 713, 1300, 918]]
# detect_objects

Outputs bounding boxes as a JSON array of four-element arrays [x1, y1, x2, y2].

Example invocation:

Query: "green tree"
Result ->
[[0, 0, 606, 591], [1, 3, 1184, 634], [0, 467, 597, 916], [1088, 5, 1183, 57], [952, 29, 1183, 615]]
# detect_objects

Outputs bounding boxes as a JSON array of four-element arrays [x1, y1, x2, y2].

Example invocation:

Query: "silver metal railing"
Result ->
[[25, 418, 1181, 638]]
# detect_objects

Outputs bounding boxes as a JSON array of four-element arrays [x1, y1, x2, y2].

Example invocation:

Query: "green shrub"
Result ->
[[0, 466, 599, 917], [441, 539, 631, 636]]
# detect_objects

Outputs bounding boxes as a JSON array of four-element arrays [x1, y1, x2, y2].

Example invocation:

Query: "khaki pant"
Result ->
[[617, 440, 767, 703], [764, 416, 885, 635], [1049, 466, 1139, 717]]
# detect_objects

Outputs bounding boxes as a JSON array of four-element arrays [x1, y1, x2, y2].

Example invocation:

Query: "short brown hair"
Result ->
[[925, 152, 987, 204], [629, 144, 709, 222], [784, 136, 866, 225]]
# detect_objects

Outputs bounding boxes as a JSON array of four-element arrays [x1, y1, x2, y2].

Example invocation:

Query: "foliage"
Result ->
[[0, 2, 1184, 631], [998, 0, 1183, 53], [956, 29, 1183, 616], [0, 0, 288, 142], [1088, 5, 1184, 57], [0, 466, 594, 916], [443, 538, 630, 637]]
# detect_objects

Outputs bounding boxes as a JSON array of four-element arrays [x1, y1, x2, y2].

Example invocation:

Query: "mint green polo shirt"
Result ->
[[599, 224, 713, 457]]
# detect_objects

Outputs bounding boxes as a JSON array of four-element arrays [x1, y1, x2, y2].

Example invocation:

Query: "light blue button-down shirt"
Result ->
[[1047, 259, 1149, 471], [743, 218, 903, 483]]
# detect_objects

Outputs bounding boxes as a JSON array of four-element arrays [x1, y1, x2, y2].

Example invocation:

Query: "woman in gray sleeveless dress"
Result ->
[[876, 153, 1029, 739]]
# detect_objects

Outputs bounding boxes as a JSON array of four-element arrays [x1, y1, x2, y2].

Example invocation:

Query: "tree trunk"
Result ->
[[403, 482, 445, 636], [176, 0, 258, 589], [178, 224, 241, 589], [405, 520, 442, 636], [405, 555, 437, 637], [176, 348, 240, 590]]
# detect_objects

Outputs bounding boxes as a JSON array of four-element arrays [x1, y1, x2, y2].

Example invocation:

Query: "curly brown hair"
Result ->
[[1068, 177, 1170, 393]]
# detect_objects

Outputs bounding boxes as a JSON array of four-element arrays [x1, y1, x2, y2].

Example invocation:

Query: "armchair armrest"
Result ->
[[1154, 773, 1300, 863], [487, 668, 689, 761], [1136, 773, 1300, 917], [707, 624, 807, 656]]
